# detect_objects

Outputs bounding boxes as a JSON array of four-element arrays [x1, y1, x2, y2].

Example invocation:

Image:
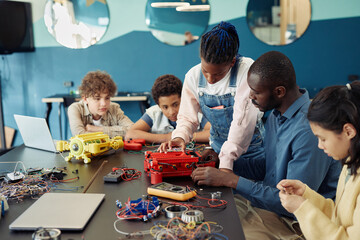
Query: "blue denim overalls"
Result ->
[[198, 57, 264, 160]]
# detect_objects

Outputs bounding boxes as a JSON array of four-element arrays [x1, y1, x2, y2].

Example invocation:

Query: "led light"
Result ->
[[151, 2, 190, 8], [176, 4, 210, 12]]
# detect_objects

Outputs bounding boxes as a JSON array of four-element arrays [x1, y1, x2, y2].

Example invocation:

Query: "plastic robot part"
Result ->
[[144, 150, 216, 184], [181, 210, 204, 223], [56, 132, 124, 163], [123, 139, 145, 151]]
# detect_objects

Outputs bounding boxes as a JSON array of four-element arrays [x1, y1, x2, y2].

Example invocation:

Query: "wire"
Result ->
[[150, 218, 225, 239], [0, 175, 51, 202], [0, 161, 27, 174], [120, 168, 142, 181], [58, 150, 69, 161]]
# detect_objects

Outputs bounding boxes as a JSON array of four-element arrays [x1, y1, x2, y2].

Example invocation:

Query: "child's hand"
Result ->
[[277, 179, 306, 196], [158, 137, 185, 152], [279, 191, 306, 213]]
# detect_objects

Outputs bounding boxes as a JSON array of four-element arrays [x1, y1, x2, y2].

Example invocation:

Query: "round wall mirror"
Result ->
[[44, 0, 110, 49], [145, 0, 210, 46], [246, 0, 311, 45]]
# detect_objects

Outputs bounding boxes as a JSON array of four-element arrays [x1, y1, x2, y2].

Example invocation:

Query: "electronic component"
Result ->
[[144, 150, 216, 184], [32, 228, 61, 240], [103, 169, 125, 183], [123, 139, 145, 151], [147, 182, 197, 201], [42, 168, 66, 181], [26, 168, 43, 174], [211, 191, 222, 200], [181, 210, 204, 223], [164, 205, 188, 218], [116, 196, 160, 221], [5, 172, 25, 183], [56, 132, 124, 163], [112, 167, 142, 181], [125, 197, 159, 216]]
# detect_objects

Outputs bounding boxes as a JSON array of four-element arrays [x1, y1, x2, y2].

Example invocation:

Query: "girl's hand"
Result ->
[[158, 137, 185, 152], [277, 179, 306, 196], [279, 191, 306, 213]]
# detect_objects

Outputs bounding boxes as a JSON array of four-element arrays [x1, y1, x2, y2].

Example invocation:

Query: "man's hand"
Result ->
[[191, 167, 238, 188], [201, 149, 219, 165], [158, 137, 186, 152]]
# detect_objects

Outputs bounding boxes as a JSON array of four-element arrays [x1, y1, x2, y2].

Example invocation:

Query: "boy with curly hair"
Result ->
[[125, 74, 210, 143], [68, 70, 133, 138]]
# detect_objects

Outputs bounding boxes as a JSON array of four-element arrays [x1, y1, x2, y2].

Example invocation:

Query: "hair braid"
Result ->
[[200, 21, 239, 64]]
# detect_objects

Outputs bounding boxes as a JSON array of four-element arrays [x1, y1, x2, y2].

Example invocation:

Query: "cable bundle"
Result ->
[[150, 218, 227, 240], [0, 175, 50, 202], [0, 167, 81, 202]]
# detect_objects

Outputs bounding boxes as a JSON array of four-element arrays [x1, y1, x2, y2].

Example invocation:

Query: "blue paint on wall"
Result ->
[[1, 16, 360, 146], [233, 16, 360, 96]]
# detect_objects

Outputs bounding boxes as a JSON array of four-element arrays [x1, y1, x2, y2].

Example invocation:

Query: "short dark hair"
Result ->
[[308, 81, 360, 177], [79, 70, 117, 97], [200, 21, 239, 64], [151, 74, 182, 105], [248, 51, 296, 91]]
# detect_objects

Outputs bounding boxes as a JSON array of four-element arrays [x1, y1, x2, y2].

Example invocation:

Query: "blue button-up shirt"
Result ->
[[234, 89, 341, 217]]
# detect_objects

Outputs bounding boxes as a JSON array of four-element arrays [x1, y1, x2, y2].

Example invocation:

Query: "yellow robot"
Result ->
[[56, 132, 124, 163]]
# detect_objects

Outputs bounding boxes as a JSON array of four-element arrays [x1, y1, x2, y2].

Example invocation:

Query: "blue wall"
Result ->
[[1, 0, 360, 146]]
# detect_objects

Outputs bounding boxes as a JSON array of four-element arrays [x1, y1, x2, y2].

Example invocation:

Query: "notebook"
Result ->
[[9, 193, 105, 230], [14, 114, 58, 153]]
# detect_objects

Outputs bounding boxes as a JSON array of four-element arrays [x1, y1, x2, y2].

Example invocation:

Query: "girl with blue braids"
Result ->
[[159, 21, 264, 172]]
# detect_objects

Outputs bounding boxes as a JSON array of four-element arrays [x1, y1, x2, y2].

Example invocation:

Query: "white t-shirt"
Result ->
[[184, 57, 254, 102]]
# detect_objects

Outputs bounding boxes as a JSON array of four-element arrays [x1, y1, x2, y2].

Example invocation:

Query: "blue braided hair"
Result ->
[[200, 21, 240, 64]]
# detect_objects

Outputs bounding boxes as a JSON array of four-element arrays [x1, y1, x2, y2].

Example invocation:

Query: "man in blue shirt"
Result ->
[[191, 51, 341, 240]]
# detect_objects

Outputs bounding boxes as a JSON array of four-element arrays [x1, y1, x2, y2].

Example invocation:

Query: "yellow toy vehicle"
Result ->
[[56, 132, 124, 163]]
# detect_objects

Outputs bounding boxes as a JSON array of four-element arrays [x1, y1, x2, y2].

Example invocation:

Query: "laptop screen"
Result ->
[[14, 114, 57, 152]]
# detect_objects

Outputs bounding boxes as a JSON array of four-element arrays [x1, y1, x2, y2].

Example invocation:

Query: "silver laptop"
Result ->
[[9, 193, 105, 230], [14, 114, 58, 153]]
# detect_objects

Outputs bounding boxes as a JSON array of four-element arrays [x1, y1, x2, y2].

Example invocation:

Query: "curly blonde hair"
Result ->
[[79, 70, 117, 97]]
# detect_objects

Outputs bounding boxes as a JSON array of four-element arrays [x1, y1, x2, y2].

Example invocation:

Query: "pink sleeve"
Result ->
[[171, 78, 200, 143], [218, 78, 260, 170]]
